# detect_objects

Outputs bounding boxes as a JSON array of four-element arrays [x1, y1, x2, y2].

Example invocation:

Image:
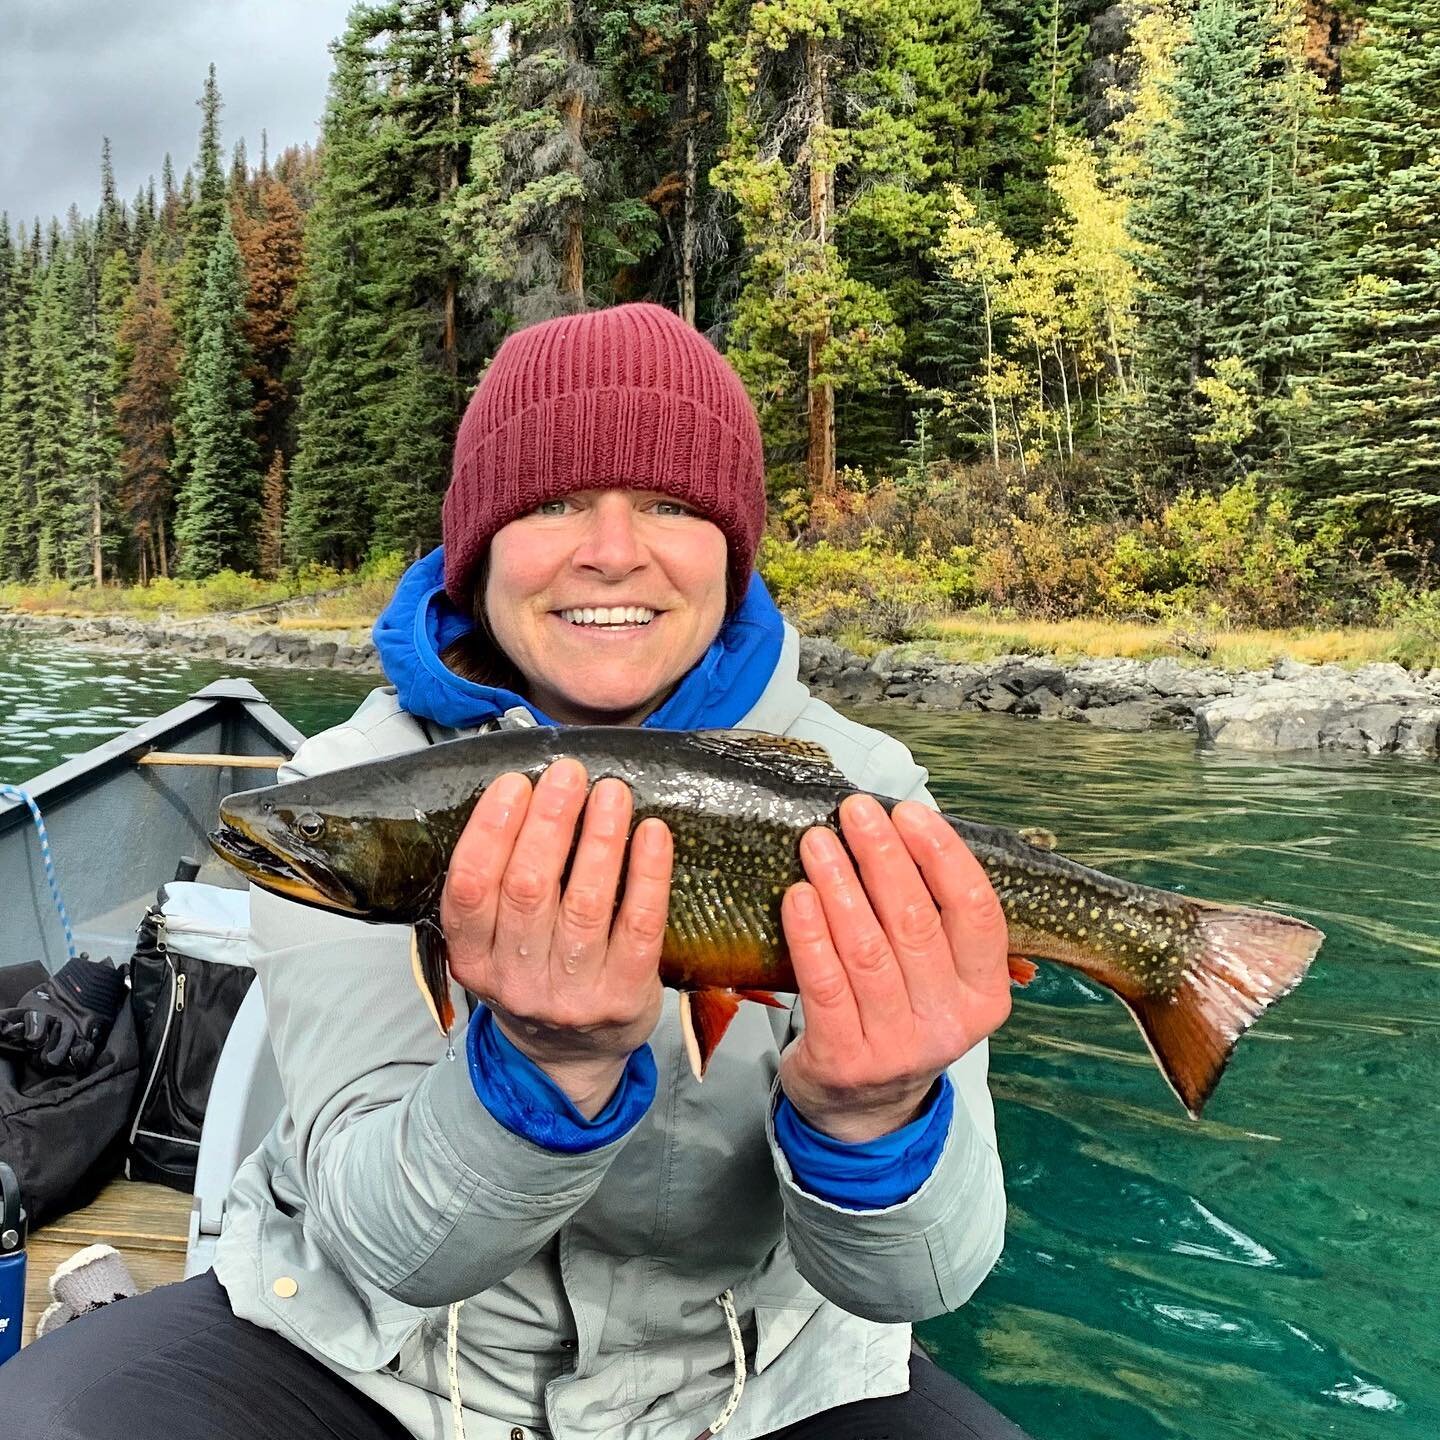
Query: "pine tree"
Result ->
[[232, 174, 304, 469], [173, 212, 262, 576], [115, 248, 180, 581], [456, 0, 595, 322], [1299, 0, 1440, 534]]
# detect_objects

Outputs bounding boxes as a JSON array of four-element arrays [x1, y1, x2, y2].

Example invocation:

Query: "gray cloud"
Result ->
[[1, 0, 354, 228]]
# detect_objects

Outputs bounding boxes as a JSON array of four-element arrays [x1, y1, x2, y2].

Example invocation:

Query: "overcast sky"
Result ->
[[1, 0, 356, 229]]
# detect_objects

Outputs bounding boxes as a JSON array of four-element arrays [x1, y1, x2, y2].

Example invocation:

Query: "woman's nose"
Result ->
[[573, 496, 645, 575]]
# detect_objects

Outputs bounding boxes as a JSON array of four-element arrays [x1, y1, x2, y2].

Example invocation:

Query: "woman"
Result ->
[[5, 303, 1023, 1440]]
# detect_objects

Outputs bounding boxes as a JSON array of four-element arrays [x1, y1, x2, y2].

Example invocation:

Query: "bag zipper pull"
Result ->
[[175, 973, 187, 1011]]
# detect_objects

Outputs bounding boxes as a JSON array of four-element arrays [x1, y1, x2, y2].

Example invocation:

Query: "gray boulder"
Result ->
[[1197, 693, 1338, 751], [1081, 700, 1158, 732], [1318, 704, 1407, 755], [1395, 709, 1440, 758]]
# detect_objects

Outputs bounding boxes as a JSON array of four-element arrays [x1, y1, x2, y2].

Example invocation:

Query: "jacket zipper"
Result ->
[[126, 918, 177, 1159]]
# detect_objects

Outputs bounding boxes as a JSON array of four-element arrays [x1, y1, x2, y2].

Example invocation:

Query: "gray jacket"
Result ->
[[214, 624, 1006, 1440]]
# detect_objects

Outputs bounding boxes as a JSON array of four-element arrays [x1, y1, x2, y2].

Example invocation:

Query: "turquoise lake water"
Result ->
[[3, 638, 1435, 1438]]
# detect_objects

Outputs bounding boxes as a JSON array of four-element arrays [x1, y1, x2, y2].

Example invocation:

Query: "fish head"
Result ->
[[210, 774, 447, 921]]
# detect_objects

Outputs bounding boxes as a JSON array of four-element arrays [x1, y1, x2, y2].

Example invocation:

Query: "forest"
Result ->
[[0, 0, 1436, 638]]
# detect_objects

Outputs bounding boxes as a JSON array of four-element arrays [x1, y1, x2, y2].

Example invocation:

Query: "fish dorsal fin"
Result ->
[[686, 730, 850, 789]]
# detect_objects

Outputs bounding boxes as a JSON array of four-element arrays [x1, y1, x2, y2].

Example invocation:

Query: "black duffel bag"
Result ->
[[0, 956, 138, 1228], [127, 882, 255, 1191]]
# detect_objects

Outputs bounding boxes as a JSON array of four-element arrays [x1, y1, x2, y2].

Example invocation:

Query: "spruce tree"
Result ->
[[172, 65, 230, 487], [286, 24, 385, 567], [1299, 0, 1440, 534], [29, 234, 77, 580], [1112, 0, 1322, 492], [173, 212, 262, 576], [0, 226, 39, 579]]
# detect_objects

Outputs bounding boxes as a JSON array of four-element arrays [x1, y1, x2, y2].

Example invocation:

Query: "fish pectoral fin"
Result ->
[[1017, 827, 1059, 852], [410, 917, 456, 1037], [1007, 955, 1040, 987], [737, 989, 787, 1009], [677, 988, 745, 1082]]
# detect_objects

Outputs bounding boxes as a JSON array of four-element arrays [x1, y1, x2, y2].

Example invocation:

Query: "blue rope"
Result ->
[[0, 784, 77, 960]]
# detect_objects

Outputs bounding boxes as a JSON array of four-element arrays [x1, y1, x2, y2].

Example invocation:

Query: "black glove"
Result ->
[[0, 955, 127, 1076]]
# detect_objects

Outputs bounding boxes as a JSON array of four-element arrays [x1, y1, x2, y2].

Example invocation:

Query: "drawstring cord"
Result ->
[[1, 784, 77, 959], [692, 1289, 746, 1440], [447, 1299, 467, 1440]]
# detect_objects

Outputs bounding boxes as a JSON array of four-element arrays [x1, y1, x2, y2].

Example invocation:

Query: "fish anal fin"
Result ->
[[1007, 955, 1040, 987], [410, 918, 455, 1037], [677, 988, 744, 1081], [1127, 902, 1322, 1118]]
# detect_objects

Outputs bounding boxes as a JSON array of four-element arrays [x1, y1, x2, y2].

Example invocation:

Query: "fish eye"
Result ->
[[296, 812, 326, 840]]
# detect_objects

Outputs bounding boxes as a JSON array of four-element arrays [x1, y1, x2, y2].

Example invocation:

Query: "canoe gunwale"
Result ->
[[0, 679, 306, 838]]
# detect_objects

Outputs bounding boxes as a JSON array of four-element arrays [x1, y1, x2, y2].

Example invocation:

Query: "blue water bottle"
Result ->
[[0, 1161, 26, 1363]]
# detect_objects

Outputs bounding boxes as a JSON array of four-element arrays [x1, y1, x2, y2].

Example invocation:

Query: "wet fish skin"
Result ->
[[209, 727, 1323, 1116]]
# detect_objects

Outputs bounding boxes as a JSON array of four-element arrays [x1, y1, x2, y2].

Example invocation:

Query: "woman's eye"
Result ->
[[652, 500, 696, 517], [533, 499, 571, 516]]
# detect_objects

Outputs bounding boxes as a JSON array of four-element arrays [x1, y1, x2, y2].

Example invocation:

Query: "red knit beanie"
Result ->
[[443, 303, 766, 611]]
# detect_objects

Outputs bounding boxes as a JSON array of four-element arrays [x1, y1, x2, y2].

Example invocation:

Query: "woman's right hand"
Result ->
[[440, 760, 672, 1118]]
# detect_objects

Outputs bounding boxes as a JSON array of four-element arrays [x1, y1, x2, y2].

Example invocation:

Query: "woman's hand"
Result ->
[[440, 760, 671, 1118], [778, 796, 1012, 1144]]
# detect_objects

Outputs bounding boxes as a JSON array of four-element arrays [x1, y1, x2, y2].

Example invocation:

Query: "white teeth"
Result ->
[[559, 606, 655, 627]]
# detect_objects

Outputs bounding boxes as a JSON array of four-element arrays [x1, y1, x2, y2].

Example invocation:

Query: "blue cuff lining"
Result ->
[[466, 1007, 656, 1154], [774, 1076, 954, 1211]]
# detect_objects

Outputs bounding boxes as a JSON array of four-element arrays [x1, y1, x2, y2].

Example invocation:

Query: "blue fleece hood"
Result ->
[[372, 546, 785, 731]]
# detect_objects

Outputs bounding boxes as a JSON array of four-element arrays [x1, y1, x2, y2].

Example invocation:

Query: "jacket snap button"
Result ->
[[510, 1429, 525, 1440], [272, 1276, 299, 1299]]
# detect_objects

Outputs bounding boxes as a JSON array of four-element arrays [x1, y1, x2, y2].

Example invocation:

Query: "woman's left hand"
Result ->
[[777, 795, 1012, 1144]]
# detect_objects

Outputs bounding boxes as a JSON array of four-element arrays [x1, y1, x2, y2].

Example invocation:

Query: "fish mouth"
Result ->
[[208, 812, 364, 915]]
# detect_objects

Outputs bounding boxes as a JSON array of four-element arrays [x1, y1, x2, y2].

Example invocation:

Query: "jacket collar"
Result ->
[[372, 546, 787, 732]]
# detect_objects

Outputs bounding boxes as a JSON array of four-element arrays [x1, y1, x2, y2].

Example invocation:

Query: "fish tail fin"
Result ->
[[1127, 903, 1322, 1119]]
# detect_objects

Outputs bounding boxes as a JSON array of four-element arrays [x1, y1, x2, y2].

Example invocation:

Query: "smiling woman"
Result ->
[[2, 303, 1027, 1440]]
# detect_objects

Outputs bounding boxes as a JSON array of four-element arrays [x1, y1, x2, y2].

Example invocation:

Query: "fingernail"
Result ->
[[790, 885, 819, 920], [804, 827, 844, 864], [547, 759, 585, 789], [594, 778, 628, 812], [490, 773, 529, 807], [638, 818, 669, 853], [846, 795, 884, 830]]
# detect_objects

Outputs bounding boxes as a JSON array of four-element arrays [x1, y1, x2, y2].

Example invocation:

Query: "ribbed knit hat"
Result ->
[[443, 303, 766, 610]]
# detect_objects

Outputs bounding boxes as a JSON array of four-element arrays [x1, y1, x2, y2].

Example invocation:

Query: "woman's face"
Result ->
[[483, 488, 729, 725]]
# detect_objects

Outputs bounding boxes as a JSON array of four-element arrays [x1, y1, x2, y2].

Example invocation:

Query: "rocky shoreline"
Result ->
[[4, 610, 1438, 759]]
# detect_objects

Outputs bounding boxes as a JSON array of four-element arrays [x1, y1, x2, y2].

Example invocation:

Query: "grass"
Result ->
[[915, 614, 1421, 670]]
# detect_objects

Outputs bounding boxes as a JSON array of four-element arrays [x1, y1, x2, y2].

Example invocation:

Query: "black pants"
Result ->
[[1, 1271, 1031, 1440]]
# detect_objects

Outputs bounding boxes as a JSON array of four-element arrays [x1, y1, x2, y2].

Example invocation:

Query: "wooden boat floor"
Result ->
[[23, 1179, 191, 1347]]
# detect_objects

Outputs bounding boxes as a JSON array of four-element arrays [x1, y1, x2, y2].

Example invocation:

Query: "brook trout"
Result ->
[[209, 727, 1322, 1116]]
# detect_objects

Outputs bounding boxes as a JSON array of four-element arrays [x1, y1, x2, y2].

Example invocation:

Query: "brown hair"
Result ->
[[436, 556, 523, 691]]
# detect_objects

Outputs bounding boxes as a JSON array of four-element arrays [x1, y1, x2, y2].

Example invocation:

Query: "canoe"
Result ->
[[0, 679, 305, 975]]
